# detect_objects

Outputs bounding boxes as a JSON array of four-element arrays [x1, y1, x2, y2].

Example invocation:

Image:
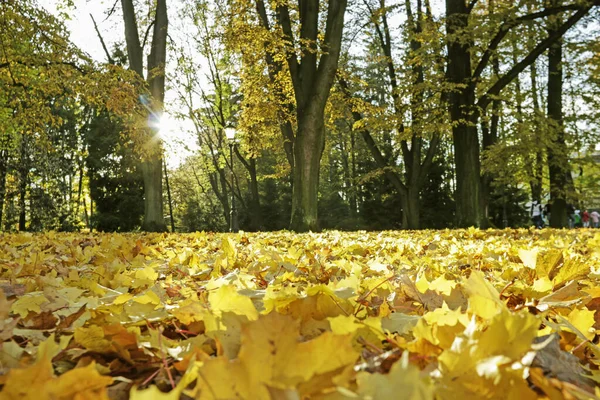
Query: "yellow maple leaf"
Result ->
[[429, 276, 457, 296], [356, 351, 433, 399], [195, 313, 358, 399], [11, 292, 48, 318], [74, 325, 115, 353], [553, 258, 589, 287], [566, 308, 596, 340], [172, 299, 207, 325], [208, 285, 258, 320], [518, 248, 538, 269], [0, 340, 55, 400], [0, 337, 111, 400], [463, 271, 505, 319], [436, 310, 538, 399], [536, 249, 563, 279], [46, 362, 113, 400], [532, 277, 553, 294]]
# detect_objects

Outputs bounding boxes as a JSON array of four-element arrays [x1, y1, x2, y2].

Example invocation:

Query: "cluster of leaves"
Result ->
[[1, 229, 600, 399]]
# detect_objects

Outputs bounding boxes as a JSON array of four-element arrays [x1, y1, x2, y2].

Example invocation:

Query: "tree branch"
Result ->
[[234, 145, 252, 172], [419, 133, 440, 186], [141, 20, 156, 52], [339, 78, 407, 195], [275, 3, 301, 97], [0, 60, 86, 73], [313, 0, 347, 104], [298, 0, 319, 106], [90, 14, 114, 64], [473, 3, 590, 80], [477, 5, 593, 111]]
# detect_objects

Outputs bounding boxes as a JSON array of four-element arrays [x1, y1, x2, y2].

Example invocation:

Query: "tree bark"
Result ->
[[445, 0, 593, 227], [401, 186, 420, 230], [530, 60, 544, 204], [445, 0, 483, 228], [547, 4, 569, 228], [290, 106, 326, 231], [234, 147, 263, 231], [0, 148, 7, 229], [286, 0, 348, 231], [18, 135, 28, 231], [121, 0, 168, 232]]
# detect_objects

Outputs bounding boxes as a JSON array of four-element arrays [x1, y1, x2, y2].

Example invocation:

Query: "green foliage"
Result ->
[[84, 111, 144, 232], [419, 157, 456, 229]]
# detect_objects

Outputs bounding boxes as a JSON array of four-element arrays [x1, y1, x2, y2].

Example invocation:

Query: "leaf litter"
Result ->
[[0, 229, 600, 399]]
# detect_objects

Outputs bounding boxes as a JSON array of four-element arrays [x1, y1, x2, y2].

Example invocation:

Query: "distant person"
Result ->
[[574, 209, 583, 228], [567, 204, 575, 228], [543, 203, 551, 226], [531, 201, 544, 229], [583, 210, 590, 228], [591, 210, 600, 228]]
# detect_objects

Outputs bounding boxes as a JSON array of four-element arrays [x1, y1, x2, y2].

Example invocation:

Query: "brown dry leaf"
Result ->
[[531, 334, 595, 391], [0, 283, 25, 298], [398, 275, 443, 311]]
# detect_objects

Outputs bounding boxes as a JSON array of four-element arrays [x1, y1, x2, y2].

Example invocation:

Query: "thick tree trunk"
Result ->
[[401, 187, 420, 230], [290, 109, 325, 231], [141, 156, 165, 231], [547, 9, 568, 228], [446, 0, 483, 228], [285, 0, 347, 231], [121, 0, 168, 232]]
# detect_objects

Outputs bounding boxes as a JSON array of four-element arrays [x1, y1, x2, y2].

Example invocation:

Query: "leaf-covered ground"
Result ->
[[1, 229, 600, 399]]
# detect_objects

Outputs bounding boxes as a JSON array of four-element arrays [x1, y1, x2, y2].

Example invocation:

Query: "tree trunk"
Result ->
[[445, 0, 483, 228], [530, 61, 544, 204], [285, 0, 347, 231], [547, 6, 568, 228], [247, 158, 263, 230], [290, 108, 325, 231], [121, 0, 168, 232], [163, 158, 175, 232], [401, 186, 420, 230], [0, 149, 7, 229], [18, 137, 28, 231]]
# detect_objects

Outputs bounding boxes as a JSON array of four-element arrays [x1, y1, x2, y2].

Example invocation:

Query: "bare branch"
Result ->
[[104, 0, 119, 21], [90, 14, 114, 64], [473, 3, 591, 80], [141, 20, 156, 52], [478, 5, 593, 111]]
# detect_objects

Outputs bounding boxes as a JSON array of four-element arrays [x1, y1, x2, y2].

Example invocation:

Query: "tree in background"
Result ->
[[228, 0, 348, 231], [120, 0, 169, 232], [444, 0, 597, 227], [84, 110, 144, 231], [0, 0, 141, 231]]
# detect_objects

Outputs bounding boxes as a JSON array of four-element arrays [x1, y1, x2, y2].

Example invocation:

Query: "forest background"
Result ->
[[2, 0, 600, 233]]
